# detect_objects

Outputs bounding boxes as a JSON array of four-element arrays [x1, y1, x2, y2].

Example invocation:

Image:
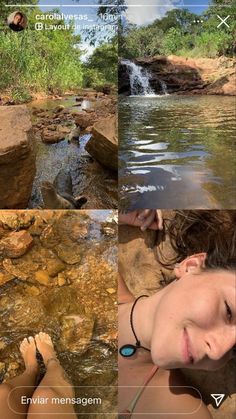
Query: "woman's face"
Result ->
[[13, 14, 23, 25], [151, 269, 236, 370]]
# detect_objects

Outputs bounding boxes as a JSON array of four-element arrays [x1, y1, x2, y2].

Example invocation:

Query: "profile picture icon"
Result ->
[[7, 11, 27, 32]]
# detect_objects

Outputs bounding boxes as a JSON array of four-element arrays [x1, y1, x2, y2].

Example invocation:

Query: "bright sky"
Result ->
[[37, 0, 115, 60], [124, 0, 211, 26]]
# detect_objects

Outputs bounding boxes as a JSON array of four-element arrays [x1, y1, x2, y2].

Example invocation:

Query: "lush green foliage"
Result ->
[[0, 7, 83, 101], [0, 2, 117, 101], [120, 5, 236, 59], [83, 39, 117, 88]]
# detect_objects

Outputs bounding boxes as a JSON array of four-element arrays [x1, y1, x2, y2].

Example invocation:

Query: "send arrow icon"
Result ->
[[211, 394, 225, 407]]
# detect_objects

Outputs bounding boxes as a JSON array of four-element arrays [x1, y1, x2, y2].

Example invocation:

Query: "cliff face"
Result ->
[[119, 55, 236, 96], [0, 106, 36, 208]]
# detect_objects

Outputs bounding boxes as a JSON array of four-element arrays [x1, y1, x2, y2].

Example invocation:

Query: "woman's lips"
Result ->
[[182, 328, 194, 365]]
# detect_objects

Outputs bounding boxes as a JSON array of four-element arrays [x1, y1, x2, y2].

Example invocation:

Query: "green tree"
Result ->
[[84, 38, 117, 87], [119, 20, 164, 58], [161, 27, 183, 55], [0, 8, 83, 101]]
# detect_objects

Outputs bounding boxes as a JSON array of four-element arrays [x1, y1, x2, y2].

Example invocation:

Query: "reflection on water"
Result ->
[[119, 95, 236, 209], [0, 211, 117, 417]]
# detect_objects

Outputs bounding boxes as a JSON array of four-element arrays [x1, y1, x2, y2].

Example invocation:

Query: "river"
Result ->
[[119, 95, 236, 210], [27, 96, 117, 209], [0, 210, 117, 418]]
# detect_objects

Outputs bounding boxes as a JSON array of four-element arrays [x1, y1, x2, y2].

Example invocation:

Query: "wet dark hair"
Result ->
[[157, 210, 236, 271]]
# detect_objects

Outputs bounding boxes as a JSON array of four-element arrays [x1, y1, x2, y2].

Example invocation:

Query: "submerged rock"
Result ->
[[0, 106, 36, 208], [60, 314, 94, 354], [35, 269, 55, 286], [42, 128, 66, 144], [0, 212, 35, 231], [55, 243, 82, 265], [46, 258, 65, 277], [0, 271, 14, 286], [0, 230, 33, 258], [2, 258, 30, 281], [74, 112, 96, 129], [0, 292, 45, 328]]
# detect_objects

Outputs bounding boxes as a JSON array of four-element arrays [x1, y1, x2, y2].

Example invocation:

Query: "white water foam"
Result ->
[[121, 59, 168, 97]]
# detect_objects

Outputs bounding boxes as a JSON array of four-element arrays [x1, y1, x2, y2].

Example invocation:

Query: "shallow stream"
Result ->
[[27, 96, 117, 209], [0, 210, 117, 417]]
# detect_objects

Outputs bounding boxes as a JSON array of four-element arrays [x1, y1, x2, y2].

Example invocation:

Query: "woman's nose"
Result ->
[[205, 328, 236, 360]]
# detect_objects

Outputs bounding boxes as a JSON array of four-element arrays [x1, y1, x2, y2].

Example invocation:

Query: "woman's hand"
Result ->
[[119, 209, 163, 231]]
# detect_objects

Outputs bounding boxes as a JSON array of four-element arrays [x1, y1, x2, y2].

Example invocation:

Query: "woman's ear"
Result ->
[[174, 253, 207, 279]]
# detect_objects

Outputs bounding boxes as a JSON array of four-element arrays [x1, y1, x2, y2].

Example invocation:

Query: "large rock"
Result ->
[[0, 106, 36, 208], [74, 111, 97, 129], [0, 230, 33, 258], [119, 55, 236, 96], [85, 115, 118, 171]]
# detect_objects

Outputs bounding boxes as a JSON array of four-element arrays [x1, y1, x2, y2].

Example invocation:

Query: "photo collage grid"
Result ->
[[0, 1, 235, 418]]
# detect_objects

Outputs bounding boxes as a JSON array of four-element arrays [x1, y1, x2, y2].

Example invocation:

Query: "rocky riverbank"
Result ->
[[0, 107, 36, 209], [0, 90, 118, 209], [0, 210, 117, 416], [119, 55, 236, 96]]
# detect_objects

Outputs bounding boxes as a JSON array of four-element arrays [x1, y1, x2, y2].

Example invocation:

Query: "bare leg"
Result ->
[[0, 337, 38, 419], [28, 332, 77, 418]]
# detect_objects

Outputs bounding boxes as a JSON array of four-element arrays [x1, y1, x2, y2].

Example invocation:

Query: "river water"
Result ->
[[0, 210, 117, 418], [119, 95, 236, 210], [27, 96, 117, 209]]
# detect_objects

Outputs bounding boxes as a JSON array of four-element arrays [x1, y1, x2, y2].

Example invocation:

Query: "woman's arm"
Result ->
[[119, 209, 163, 231]]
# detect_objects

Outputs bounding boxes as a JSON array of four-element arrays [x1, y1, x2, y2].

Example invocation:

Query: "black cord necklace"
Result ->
[[119, 295, 151, 357]]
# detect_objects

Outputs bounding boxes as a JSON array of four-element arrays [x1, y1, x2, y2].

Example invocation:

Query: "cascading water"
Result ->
[[121, 59, 168, 96], [121, 59, 154, 96], [159, 79, 168, 95]]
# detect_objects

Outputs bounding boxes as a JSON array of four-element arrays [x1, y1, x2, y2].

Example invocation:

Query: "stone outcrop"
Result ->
[[85, 115, 118, 171], [119, 55, 236, 96], [0, 106, 36, 208]]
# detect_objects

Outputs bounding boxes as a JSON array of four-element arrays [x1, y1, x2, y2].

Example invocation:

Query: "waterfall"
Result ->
[[121, 59, 168, 96], [121, 59, 155, 96], [159, 79, 168, 95]]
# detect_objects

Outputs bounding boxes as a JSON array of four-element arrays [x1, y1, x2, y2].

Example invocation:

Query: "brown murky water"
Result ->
[[0, 210, 118, 417]]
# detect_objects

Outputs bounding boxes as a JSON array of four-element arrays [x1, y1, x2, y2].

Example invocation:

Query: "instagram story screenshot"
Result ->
[[0, 1, 235, 419]]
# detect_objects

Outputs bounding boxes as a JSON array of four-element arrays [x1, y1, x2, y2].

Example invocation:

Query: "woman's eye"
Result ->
[[225, 301, 232, 321]]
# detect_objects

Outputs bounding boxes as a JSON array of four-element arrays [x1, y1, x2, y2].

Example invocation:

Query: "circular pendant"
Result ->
[[119, 344, 137, 357]]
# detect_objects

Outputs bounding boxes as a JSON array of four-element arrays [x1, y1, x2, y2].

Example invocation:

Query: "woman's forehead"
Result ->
[[198, 270, 236, 292]]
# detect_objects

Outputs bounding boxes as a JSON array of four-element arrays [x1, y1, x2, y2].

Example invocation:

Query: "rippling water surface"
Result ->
[[119, 95, 236, 209]]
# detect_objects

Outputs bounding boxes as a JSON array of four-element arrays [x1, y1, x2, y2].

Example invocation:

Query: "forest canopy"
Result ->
[[119, 3, 236, 59]]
